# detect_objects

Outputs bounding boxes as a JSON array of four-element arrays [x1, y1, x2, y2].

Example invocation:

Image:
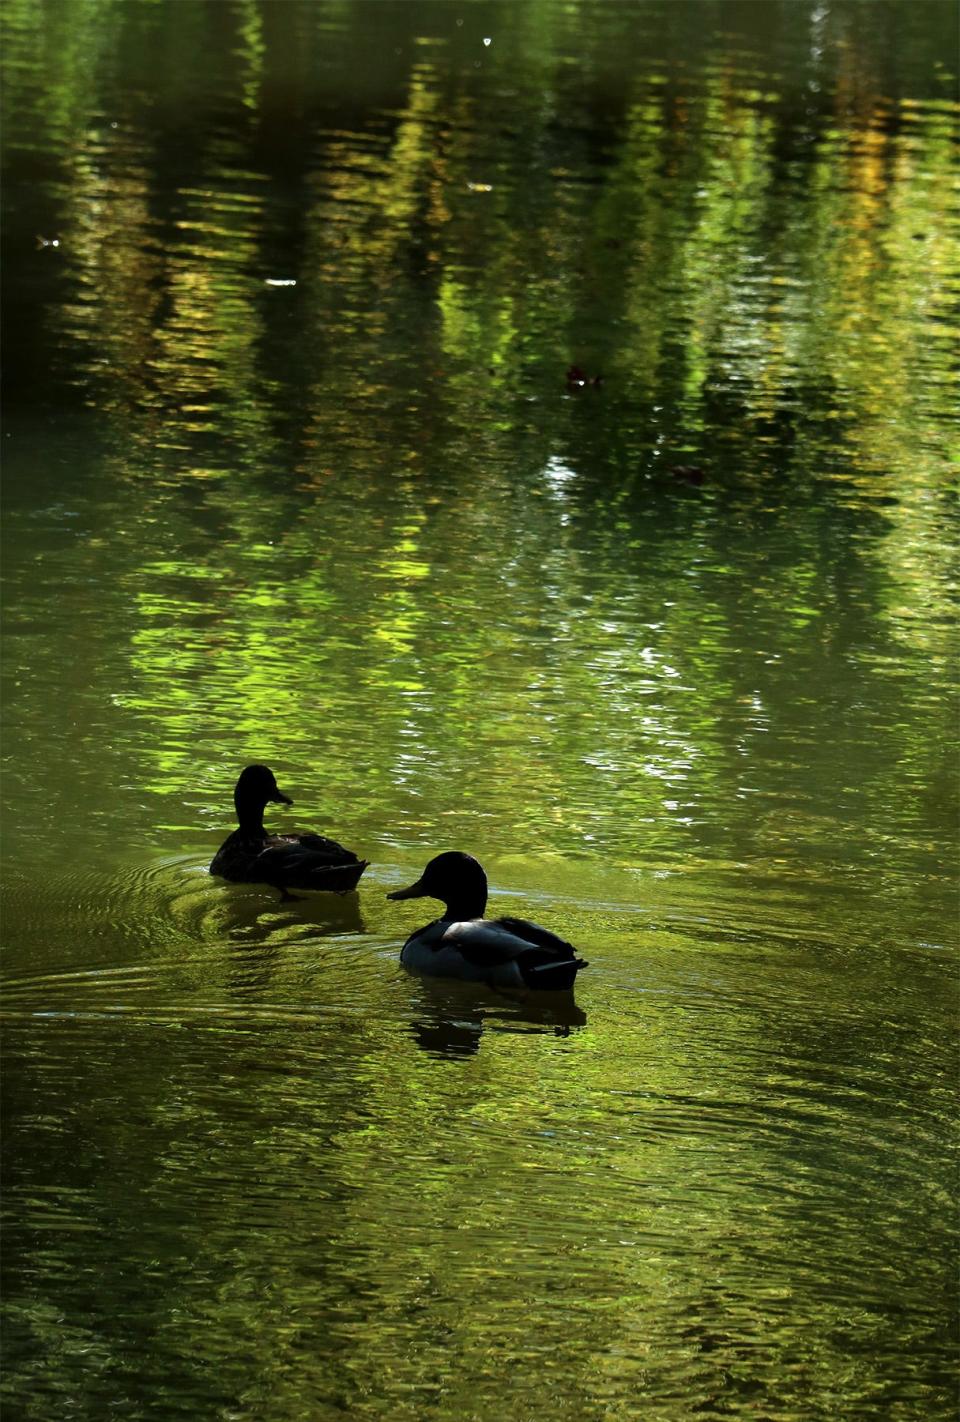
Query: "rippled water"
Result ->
[[2, 1, 958, 1418]]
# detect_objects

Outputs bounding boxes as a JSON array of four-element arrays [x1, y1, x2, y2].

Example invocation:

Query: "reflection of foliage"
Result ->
[[1, 0, 956, 925]]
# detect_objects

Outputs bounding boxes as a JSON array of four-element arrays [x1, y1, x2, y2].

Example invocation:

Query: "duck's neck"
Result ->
[[235, 796, 267, 836], [441, 889, 487, 921]]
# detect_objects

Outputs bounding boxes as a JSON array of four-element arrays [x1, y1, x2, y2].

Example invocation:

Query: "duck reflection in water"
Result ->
[[210, 765, 367, 900], [408, 976, 588, 1060], [213, 882, 366, 945]]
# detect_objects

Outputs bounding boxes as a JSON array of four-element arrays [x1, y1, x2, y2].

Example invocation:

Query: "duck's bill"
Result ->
[[387, 878, 426, 900], [271, 791, 294, 805]]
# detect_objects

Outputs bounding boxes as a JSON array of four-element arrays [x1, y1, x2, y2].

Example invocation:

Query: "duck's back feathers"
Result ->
[[496, 916, 576, 956], [211, 830, 367, 892], [401, 915, 587, 990]]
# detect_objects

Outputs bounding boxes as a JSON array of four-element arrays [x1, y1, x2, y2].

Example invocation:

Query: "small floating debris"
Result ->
[[566, 365, 603, 388], [264, 277, 297, 287], [466, 182, 493, 193]]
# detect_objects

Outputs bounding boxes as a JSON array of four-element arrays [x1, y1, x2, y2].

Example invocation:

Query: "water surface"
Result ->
[[2, 2, 957, 1418]]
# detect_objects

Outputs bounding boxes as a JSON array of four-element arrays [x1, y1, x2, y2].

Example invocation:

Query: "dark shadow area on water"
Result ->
[[210, 883, 366, 943], [406, 975, 588, 1059]]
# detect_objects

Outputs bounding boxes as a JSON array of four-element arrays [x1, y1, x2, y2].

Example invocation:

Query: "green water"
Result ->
[[2, 2, 957, 1418]]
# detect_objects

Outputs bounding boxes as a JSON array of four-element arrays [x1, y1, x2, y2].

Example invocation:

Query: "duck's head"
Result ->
[[234, 763, 293, 827], [387, 851, 488, 919]]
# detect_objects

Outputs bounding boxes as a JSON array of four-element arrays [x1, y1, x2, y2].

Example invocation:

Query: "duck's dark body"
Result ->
[[210, 828, 367, 892], [387, 852, 588, 991], [210, 765, 367, 895]]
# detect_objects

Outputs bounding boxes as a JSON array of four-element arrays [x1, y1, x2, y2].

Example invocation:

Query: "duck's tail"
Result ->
[[296, 858, 369, 893], [523, 956, 589, 991]]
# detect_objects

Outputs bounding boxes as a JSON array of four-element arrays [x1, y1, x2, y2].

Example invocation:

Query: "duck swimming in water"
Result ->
[[210, 764, 367, 897], [387, 851, 588, 991]]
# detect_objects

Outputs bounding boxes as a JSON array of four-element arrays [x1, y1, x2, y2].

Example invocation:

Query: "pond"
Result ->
[[1, 1, 957, 1418]]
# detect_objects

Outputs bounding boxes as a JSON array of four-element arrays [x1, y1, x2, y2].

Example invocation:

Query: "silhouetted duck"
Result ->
[[210, 764, 367, 897], [387, 852, 588, 990]]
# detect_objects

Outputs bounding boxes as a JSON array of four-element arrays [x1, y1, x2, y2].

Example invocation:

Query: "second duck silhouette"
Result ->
[[388, 851, 587, 990], [210, 764, 367, 898]]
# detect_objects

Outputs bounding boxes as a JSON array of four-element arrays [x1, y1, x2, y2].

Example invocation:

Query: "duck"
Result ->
[[387, 851, 588, 991], [209, 764, 367, 897]]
